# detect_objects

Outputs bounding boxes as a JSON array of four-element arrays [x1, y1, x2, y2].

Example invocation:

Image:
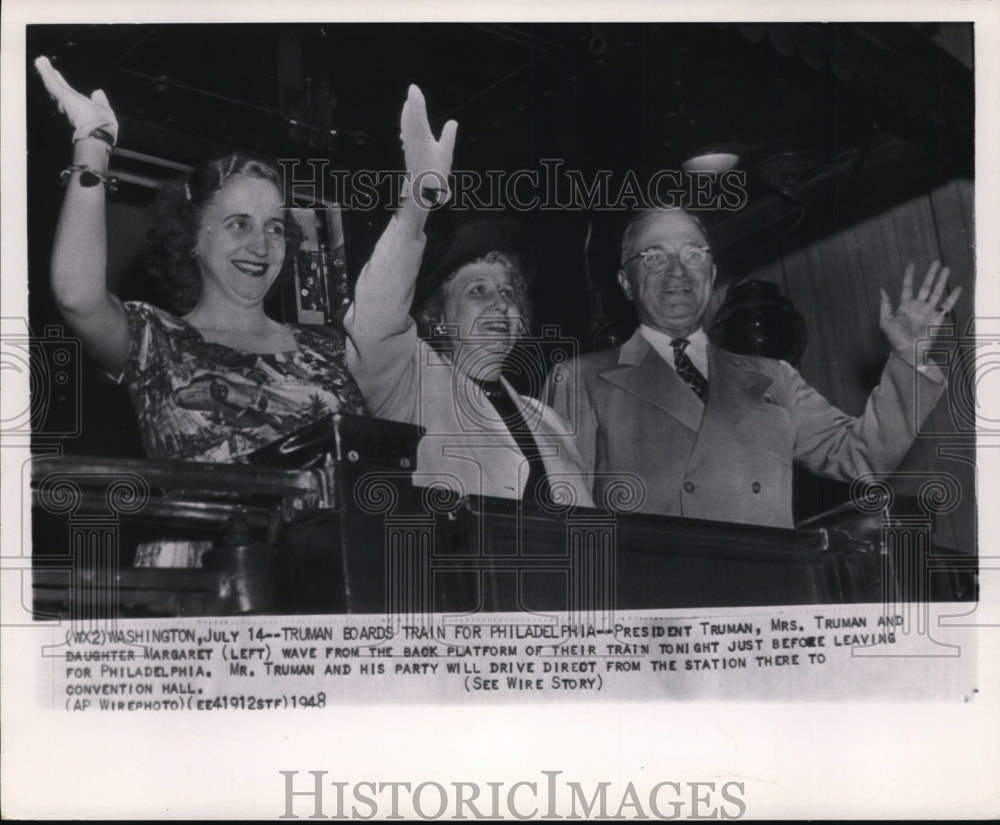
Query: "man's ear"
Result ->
[[710, 263, 718, 287], [617, 269, 633, 300]]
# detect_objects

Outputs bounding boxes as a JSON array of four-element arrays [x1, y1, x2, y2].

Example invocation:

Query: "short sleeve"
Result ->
[[100, 300, 155, 385]]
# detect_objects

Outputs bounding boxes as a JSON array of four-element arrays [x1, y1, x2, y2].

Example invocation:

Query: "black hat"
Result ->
[[413, 216, 538, 310]]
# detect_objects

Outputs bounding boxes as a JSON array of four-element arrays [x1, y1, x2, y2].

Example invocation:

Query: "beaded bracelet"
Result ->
[[60, 164, 119, 194]]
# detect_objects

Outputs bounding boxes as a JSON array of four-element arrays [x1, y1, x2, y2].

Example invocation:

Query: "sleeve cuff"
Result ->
[[892, 347, 945, 383]]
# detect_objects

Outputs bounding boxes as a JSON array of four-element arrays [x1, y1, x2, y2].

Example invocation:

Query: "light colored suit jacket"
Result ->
[[546, 329, 945, 527], [344, 219, 593, 506]]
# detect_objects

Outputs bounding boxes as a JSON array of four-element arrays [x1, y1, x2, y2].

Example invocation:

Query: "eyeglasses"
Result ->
[[622, 243, 712, 271]]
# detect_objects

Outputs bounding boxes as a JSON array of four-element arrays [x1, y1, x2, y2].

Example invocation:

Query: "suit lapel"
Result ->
[[598, 330, 705, 433], [686, 346, 774, 475], [503, 385, 595, 507]]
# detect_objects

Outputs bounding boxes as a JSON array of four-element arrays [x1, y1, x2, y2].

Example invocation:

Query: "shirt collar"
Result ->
[[639, 324, 709, 376], [640, 324, 707, 350]]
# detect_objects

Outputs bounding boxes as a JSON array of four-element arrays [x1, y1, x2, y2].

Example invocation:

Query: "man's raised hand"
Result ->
[[879, 261, 962, 352]]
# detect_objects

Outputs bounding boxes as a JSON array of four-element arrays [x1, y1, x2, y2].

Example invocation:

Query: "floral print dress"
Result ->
[[115, 301, 367, 566]]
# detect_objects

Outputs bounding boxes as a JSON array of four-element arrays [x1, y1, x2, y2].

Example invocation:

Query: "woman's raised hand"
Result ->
[[34, 56, 118, 145], [400, 84, 457, 207]]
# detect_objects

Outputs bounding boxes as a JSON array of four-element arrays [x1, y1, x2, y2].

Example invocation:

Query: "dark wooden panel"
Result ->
[[735, 179, 976, 553], [927, 178, 977, 553]]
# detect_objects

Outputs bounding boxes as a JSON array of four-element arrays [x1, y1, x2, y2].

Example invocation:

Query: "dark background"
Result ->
[[25, 22, 976, 544]]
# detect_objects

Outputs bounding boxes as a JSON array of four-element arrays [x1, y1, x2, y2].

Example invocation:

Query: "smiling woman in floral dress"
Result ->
[[37, 57, 368, 468]]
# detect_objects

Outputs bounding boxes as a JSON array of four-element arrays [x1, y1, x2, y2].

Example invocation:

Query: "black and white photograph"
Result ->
[[21, 19, 979, 615], [2, 1, 998, 819]]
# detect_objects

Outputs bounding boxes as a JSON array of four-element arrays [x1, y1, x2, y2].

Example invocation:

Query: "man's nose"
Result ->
[[665, 255, 686, 276]]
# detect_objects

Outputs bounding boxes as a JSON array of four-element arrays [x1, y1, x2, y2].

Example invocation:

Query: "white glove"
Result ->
[[35, 56, 119, 145], [399, 84, 457, 206]]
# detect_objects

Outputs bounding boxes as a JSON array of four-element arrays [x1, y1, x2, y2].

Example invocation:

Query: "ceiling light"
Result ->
[[682, 151, 740, 173]]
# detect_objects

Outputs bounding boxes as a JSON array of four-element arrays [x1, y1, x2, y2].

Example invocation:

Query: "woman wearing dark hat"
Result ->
[[344, 156, 592, 504]]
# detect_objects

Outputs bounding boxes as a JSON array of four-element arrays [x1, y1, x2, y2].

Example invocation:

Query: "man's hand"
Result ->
[[879, 261, 962, 353], [34, 56, 119, 145], [400, 84, 457, 207]]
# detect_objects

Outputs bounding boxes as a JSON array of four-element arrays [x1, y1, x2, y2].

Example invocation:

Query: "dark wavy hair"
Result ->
[[147, 153, 303, 314], [414, 251, 533, 352]]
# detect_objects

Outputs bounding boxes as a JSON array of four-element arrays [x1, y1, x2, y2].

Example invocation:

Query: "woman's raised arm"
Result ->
[[343, 85, 457, 410], [36, 57, 131, 375]]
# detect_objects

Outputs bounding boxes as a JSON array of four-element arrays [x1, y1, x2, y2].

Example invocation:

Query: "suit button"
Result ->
[[752, 482, 761, 494], [683, 481, 695, 493]]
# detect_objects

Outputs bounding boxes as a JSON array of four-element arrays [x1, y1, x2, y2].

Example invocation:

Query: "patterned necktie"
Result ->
[[670, 338, 708, 401]]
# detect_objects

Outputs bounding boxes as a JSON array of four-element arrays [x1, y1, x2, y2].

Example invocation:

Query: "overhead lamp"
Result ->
[[681, 150, 741, 173], [673, 99, 741, 173]]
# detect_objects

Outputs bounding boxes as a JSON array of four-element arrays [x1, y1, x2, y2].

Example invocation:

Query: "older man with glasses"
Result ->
[[545, 207, 960, 528]]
